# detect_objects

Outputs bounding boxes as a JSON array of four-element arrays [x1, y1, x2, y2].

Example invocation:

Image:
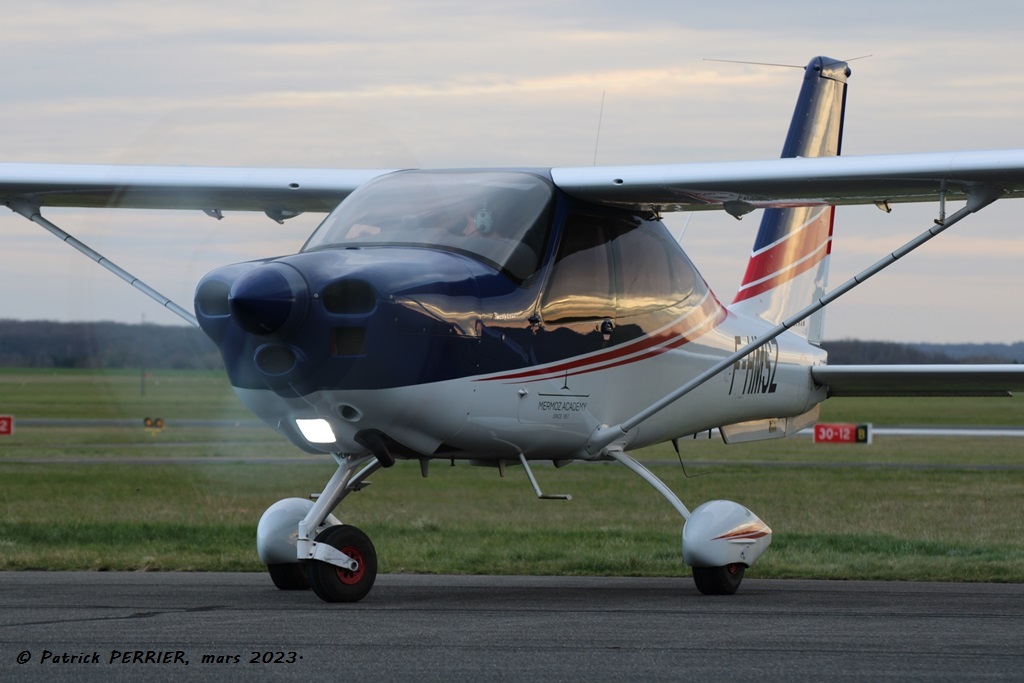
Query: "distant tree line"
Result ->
[[0, 320, 222, 370], [0, 320, 1020, 370], [821, 339, 1023, 365]]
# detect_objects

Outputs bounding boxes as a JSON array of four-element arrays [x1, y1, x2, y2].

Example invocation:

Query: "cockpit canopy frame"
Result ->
[[304, 170, 555, 282]]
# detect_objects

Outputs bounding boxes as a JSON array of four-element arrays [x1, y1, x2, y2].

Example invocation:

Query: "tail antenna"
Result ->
[[703, 55, 872, 69], [592, 90, 606, 166]]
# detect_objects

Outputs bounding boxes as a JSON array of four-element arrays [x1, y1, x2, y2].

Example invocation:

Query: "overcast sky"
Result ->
[[2, 1, 1024, 343]]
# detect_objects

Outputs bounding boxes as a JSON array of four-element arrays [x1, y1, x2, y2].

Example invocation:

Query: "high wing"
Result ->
[[5, 149, 1024, 215], [552, 149, 1024, 213], [5, 151, 1024, 403], [551, 151, 1024, 407], [0, 163, 395, 214], [0, 163, 393, 326], [811, 365, 1024, 397], [556, 150, 1024, 403]]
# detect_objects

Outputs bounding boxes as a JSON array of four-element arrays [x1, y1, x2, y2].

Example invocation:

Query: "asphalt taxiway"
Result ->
[[2, 573, 1022, 681]]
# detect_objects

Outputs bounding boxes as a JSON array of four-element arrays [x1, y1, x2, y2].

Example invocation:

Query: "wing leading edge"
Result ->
[[6, 149, 1024, 217], [551, 149, 1024, 214], [0, 163, 397, 214], [811, 365, 1024, 397]]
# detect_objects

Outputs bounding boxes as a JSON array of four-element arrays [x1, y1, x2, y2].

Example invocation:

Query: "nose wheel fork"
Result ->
[[297, 455, 381, 602]]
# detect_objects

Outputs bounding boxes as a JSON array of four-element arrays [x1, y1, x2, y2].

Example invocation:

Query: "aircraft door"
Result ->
[[532, 211, 711, 364], [611, 217, 702, 333], [533, 213, 618, 364]]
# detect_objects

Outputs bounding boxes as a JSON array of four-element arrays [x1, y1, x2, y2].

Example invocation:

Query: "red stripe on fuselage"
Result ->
[[478, 294, 726, 384]]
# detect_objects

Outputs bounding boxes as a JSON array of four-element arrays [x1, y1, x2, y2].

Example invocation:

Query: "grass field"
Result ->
[[1, 369, 1023, 582]]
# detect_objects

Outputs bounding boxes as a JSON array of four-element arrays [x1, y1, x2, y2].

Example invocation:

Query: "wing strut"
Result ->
[[584, 185, 1003, 456], [5, 199, 198, 326]]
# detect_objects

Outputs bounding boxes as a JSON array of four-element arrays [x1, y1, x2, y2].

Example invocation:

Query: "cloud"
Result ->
[[2, 1, 1024, 342]]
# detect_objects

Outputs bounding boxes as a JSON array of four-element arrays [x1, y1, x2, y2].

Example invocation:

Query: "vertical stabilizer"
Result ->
[[730, 56, 850, 344]]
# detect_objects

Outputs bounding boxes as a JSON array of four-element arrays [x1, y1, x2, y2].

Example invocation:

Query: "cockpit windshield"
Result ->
[[303, 170, 555, 281]]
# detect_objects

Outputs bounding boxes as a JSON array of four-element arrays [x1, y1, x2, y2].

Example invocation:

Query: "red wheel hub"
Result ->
[[335, 545, 365, 585]]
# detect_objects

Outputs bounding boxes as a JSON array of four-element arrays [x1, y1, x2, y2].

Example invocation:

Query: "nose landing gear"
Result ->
[[258, 454, 382, 602]]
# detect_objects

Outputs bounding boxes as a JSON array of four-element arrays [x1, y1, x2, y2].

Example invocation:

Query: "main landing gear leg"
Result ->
[[605, 449, 771, 596]]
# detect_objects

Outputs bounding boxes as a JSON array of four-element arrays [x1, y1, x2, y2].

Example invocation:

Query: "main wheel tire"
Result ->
[[307, 525, 377, 603], [692, 563, 745, 595], [267, 563, 310, 590]]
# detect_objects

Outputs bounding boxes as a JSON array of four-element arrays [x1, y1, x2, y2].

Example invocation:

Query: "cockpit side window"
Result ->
[[539, 216, 615, 324], [302, 171, 554, 281], [614, 219, 699, 320], [541, 211, 706, 326]]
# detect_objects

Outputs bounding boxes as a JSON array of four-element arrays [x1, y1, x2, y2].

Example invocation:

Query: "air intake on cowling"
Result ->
[[322, 280, 376, 314]]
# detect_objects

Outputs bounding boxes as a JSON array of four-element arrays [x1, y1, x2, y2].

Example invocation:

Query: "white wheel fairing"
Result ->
[[682, 499, 772, 569], [257, 497, 340, 565]]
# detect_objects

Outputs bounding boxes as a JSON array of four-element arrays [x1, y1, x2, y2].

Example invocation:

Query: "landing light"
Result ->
[[296, 418, 336, 444]]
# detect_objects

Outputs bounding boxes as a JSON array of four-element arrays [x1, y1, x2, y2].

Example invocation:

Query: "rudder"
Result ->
[[730, 56, 850, 344]]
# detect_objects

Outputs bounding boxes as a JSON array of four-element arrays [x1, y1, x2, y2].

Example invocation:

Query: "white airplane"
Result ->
[[4, 56, 1024, 602]]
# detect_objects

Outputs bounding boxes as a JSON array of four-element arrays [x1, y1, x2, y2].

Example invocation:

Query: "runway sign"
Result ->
[[0, 415, 12, 436], [813, 422, 871, 444]]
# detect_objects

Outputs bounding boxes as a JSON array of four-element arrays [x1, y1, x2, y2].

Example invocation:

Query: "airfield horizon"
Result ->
[[1, 368, 1022, 582]]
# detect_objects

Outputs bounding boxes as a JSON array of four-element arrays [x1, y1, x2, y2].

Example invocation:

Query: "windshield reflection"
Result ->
[[303, 171, 554, 281]]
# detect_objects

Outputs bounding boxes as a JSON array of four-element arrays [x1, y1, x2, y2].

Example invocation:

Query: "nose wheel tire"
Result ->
[[692, 563, 745, 595], [307, 524, 378, 603]]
